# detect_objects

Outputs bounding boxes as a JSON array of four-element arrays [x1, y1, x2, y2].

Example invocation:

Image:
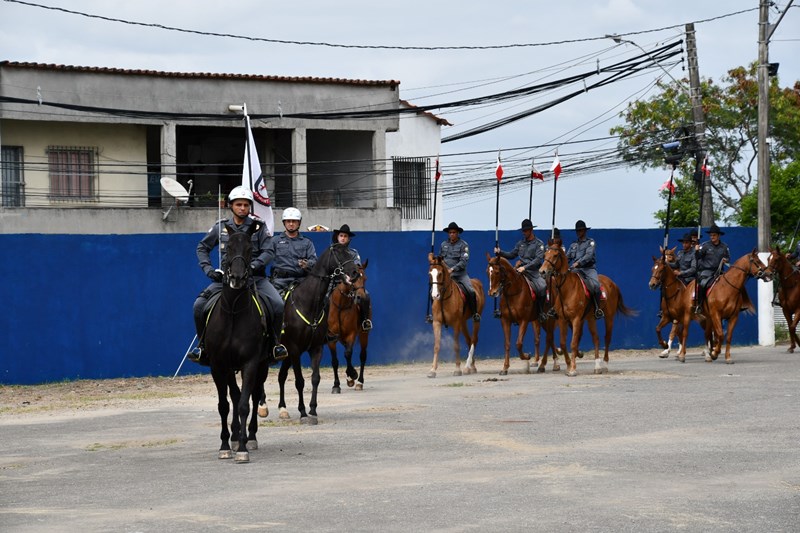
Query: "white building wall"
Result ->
[[385, 108, 445, 231]]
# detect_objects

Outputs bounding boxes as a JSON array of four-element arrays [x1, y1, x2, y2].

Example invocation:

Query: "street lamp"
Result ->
[[605, 34, 689, 94]]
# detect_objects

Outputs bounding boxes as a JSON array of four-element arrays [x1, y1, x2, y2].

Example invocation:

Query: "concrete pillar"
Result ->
[[160, 121, 177, 207], [758, 251, 775, 346], [291, 128, 307, 209], [373, 130, 387, 208]]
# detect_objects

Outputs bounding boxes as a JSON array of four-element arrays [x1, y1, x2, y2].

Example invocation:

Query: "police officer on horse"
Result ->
[[566, 219, 603, 318], [190, 186, 288, 365], [670, 232, 698, 286], [440, 221, 481, 321], [332, 224, 373, 331], [494, 218, 547, 319], [269, 207, 317, 294], [694, 223, 730, 314]]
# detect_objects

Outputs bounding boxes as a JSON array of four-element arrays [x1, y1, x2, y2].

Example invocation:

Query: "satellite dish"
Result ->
[[160, 177, 190, 203], [160, 178, 193, 221]]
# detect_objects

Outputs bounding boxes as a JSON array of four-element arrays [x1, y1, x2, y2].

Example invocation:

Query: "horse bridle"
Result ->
[[489, 259, 522, 297], [651, 258, 682, 302]]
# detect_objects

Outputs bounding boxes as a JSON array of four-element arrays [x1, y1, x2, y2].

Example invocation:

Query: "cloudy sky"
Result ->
[[2, 0, 798, 229]]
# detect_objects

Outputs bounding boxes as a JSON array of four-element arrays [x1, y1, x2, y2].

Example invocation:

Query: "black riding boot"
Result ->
[[468, 290, 480, 322], [592, 292, 604, 319], [272, 316, 288, 361], [358, 293, 373, 331], [189, 312, 209, 366]]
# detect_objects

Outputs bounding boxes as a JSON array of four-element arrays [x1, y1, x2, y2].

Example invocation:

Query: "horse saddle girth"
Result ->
[[205, 290, 269, 335]]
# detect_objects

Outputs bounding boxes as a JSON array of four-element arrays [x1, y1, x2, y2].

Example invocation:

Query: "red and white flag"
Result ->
[[243, 115, 274, 235], [659, 178, 676, 196], [434, 158, 442, 181], [531, 160, 544, 180], [495, 153, 504, 182], [550, 154, 562, 180], [701, 159, 710, 178]]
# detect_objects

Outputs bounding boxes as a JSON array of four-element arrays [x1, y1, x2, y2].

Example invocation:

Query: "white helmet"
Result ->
[[228, 186, 253, 204], [282, 207, 302, 221]]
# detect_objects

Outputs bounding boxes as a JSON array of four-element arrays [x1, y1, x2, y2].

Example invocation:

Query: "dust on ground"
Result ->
[[0, 349, 660, 417]]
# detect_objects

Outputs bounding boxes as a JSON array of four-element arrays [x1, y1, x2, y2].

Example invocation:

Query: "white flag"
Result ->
[[243, 115, 274, 235]]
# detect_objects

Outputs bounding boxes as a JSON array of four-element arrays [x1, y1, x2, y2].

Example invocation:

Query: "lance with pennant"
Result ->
[[550, 151, 562, 240], [426, 157, 442, 323]]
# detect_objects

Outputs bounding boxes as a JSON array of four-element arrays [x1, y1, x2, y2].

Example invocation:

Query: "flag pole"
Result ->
[[426, 158, 440, 323], [528, 162, 534, 221], [663, 166, 676, 253], [493, 152, 503, 318], [550, 151, 560, 241]]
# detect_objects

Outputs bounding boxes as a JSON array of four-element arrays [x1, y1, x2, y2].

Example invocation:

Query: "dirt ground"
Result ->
[[0, 349, 657, 417]]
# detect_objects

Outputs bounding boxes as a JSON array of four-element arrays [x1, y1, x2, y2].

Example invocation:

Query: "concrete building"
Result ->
[[0, 61, 447, 234]]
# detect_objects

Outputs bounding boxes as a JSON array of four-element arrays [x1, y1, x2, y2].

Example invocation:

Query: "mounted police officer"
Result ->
[[669, 232, 697, 286], [788, 242, 800, 268], [694, 223, 730, 314], [566, 219, 603, 318], [269, 207, 317, 294], [440, 221, 480, 321], [332, 224, 372, 331], [494, 218, 547, 319], [190, 186, 287, 365]]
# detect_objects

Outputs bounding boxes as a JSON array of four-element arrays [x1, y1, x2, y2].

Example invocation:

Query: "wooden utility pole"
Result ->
[[685, 23, 713, 227]]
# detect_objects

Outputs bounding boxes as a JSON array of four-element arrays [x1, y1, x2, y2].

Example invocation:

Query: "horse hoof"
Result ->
[[537, 365, 545, 373], [332, 386, 341, 394], [552, 364, 560, 372], [519, 353, 531, 361], [499, 370, 508, 376], [355, 383, 363, 391], [594, 368, 602, 375], [711, 353, 719, 361], [279, 408, 290, 420], [787, 348, 795, 354], [301, 416, 318, 426], [678, 356, 685, 363], [658, 351, 669, 359], [218, 449, 233, 460], [257, 404, 269, 418], [567, 370, 578, 377], [704, 355, 713, 363], [453, 369, 462, 377], [347, 379, 355, 388], [234, 451, 250, 463], [725, 359, 734, 365], [248, 439, 258, 451], [577, 351, 584, 359], [427, 371, 436, 378]]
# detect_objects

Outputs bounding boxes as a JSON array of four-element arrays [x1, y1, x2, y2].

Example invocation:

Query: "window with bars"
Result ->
[[1, 146, 25, 207], [392, 156, 431, 220], [47, 146, 97, 200]]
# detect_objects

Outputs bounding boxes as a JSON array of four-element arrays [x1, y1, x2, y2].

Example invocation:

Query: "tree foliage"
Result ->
[[611, 64, 800, 228], [738, 160, 800, 248]]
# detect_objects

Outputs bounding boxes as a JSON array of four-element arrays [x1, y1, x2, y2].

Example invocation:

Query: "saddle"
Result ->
[[574, 274, 606, 300]]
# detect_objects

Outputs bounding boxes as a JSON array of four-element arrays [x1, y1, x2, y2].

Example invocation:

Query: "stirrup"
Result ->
[[188, 347, 209, 366], [472, 313, 481, 322], [361, 319, 373, 331], [594, 308, 604, 319], [272, 344, 289, 361]]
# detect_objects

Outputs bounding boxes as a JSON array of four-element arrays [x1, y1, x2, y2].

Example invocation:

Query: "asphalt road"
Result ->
[[2, 345, 800, 532]]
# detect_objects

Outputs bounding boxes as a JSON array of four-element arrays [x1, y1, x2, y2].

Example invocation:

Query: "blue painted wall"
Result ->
[[0, 227, 759, 384]]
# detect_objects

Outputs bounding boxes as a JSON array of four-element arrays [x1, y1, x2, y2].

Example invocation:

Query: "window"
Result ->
[[392, 156, 431, 220], [1, 146, 25, 207], [47, 146, 97, 200]]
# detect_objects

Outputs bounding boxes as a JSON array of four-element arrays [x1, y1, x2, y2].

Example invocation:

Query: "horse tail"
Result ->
[[616, 289, 639, 318]]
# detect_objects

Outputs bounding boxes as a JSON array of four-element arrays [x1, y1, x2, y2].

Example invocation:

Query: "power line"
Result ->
[[4, 0, 758, 51]]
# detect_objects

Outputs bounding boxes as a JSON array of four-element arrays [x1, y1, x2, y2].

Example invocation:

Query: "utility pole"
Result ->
[[685, 23, 713, 226], [757, 0, 770, 252]]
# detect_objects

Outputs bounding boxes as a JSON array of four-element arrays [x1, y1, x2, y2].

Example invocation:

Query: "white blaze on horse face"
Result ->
[[430, 268, 441, 299]]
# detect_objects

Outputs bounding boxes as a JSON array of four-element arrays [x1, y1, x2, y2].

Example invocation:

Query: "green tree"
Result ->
[[738, 160, 800, 248], [611, 64, 800, 228]]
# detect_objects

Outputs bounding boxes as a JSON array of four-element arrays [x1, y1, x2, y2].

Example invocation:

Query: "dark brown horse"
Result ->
[[648, 251, 707, 363], [276, 243, 361, 424], [486, 253, 559, 374], [539, 245, 637, 376], [767, 247, 800, 353], [327, 260, 371, 392], [702, 250, 770, 363], [428, 253, 484, 378]]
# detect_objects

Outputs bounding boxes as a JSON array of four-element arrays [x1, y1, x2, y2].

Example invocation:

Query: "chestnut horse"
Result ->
[[702, 250, 770, 363], [767, 247, 800, 352], [428, 253, 484, 378], [539, 245, 637, 376], [653, 246, 683, 355], [486, 254, 559, 374], [648, 251, 707, 363], [327, 260, 371, 392]]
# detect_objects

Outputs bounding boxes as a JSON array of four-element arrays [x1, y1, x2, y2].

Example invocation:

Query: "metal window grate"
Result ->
[[1, 146, 25, 207], [392, 156, 431, 220]]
